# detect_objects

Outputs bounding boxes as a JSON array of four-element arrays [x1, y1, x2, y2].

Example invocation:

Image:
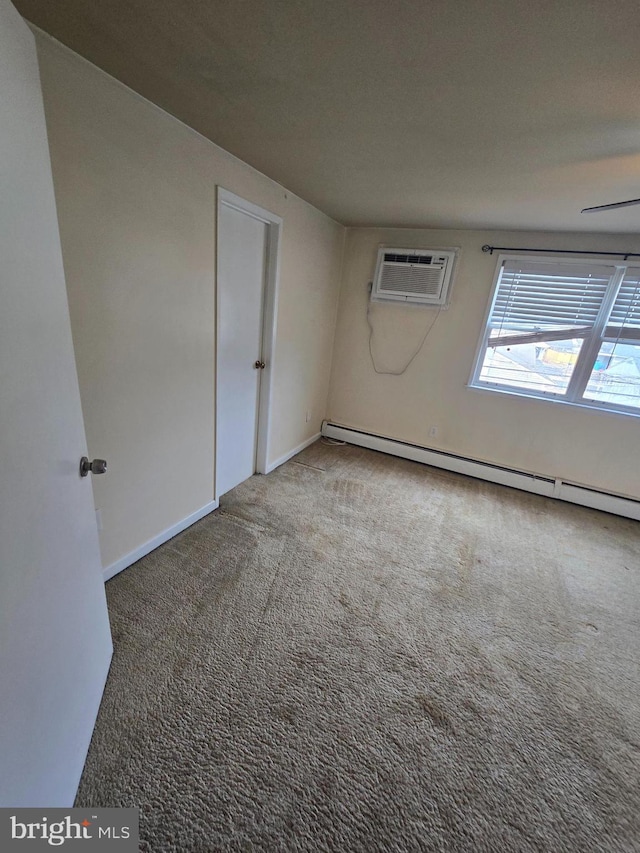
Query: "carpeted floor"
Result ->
[[76, 441, 640, 852]]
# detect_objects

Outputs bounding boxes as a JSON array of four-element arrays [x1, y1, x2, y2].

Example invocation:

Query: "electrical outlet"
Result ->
[[306, 410, 311, 423], [428, 425, 438, 438], [95, 508, 103, 531]]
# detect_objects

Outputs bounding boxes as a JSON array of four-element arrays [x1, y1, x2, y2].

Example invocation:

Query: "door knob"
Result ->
[[80, 457, 107, 477], [254, 360, 266, 369]]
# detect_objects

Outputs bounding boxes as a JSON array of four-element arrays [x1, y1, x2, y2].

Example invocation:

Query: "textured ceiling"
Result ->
[[15, 0, 640, 232]]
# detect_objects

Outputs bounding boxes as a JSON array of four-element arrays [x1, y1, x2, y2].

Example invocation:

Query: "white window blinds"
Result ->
[[491, 260, 614, 333]]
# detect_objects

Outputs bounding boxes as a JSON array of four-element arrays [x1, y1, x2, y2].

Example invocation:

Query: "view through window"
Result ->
[[471, 257, 640, 413]]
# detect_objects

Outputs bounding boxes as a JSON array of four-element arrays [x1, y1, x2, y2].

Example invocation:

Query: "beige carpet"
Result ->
[[76, 441, 640, 852]]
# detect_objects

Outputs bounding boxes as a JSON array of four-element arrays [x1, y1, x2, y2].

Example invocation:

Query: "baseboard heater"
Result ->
[[321, 421, 640, 522]]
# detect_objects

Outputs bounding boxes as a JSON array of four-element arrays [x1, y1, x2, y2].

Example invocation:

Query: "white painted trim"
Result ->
[[102, 500, 219, 581], [265, 432, 322, 474], [322, 422, 640, 521], [255, 218, 281, 477], [217, 188, 283, 228], [216, 188, 282, 497]]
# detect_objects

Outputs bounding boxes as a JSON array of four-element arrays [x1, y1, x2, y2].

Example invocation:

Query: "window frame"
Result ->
[[469, 253, 640, 417]]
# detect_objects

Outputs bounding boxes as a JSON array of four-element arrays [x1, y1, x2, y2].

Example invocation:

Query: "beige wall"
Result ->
[[35, 31, 344, 571], [328, 227, 640, 500]]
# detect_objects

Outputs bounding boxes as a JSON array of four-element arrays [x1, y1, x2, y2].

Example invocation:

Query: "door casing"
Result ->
[[215, 188, 282, 498]]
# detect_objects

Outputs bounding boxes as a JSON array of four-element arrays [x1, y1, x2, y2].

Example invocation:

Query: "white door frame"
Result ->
[[215, 188, 282, 498]]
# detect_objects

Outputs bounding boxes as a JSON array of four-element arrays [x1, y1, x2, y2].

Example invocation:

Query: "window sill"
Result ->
[[467, 382, 640, 420]]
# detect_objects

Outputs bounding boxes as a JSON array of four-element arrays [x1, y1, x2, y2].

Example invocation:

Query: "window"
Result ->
[[470, 255, 640, 414]]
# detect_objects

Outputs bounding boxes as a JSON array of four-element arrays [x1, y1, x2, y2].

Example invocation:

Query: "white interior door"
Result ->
[[217, 200, 268, 497], [0, 0, 113, 807]]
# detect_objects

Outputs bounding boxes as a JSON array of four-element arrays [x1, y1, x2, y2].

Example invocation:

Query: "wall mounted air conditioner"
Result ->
[[371, 247, 458, 306]]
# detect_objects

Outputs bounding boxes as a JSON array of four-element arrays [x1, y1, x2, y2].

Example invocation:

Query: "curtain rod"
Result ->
[[481, 244, 640, 260]]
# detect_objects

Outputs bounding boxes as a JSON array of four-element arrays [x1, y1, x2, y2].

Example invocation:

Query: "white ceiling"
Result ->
[[16, 0, 640, 232]]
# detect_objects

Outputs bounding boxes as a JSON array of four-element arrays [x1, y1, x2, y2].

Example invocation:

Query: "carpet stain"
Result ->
[[338, 589, 353, 612], [455, 540, 475, 595], [331, 477, 371, 503], [415, 695, 455, 734], [274, 705, 298, 725]]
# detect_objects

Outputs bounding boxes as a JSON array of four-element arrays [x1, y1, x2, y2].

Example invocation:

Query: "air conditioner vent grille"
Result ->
[[379, 265, 444, 295], [384, 253, 434, 265], [372, 247, 458, 305]]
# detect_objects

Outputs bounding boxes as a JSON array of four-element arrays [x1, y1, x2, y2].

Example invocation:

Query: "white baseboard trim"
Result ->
[[322, 421, 640, 522], [265, 432, 321, 474], [102, 499, 219, 582]]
